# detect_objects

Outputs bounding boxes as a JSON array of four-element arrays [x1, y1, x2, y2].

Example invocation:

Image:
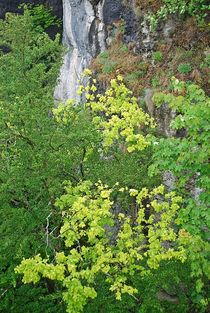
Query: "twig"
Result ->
[[0, 289, 9, 299], [46, 212, 53, 247]]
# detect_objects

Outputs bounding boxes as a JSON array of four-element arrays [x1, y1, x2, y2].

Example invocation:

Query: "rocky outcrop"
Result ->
[[0, 0, 159, 101], [54, 0, 122, 101], [0, 1, 176, 104], [55, 0, 105, 101], [0, 0, 123, 101]]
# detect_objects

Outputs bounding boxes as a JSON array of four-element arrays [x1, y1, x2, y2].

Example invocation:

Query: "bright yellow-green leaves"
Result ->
[[15, 254, 65, 283], [52, 99, 76, 124], [78, 72, 155, 152], [16, 180, 187, 313], [14, 70, 209, 312]]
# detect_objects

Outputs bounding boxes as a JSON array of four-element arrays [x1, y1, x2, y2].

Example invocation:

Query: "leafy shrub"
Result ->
[[27, 4, 61, 31], [16, 181, 187, 313], [151, 78, 210, 311], [98, 51, 117, 74], [120, 44, 129, 53], [151, 75, 161, 87], [125, 70, 145, 83], [2, 7, 209, 312], [102, 60, 117, 74], [16, 73, 210, 313], [99, 50, 109, 60], [147, 0, 210, 30], [200, 52, 210, 68], [152, 51, 163, 62], [177, 63, 192, 74]]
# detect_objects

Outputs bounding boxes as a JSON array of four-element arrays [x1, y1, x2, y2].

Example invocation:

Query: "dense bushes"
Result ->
[[0, 5, 209, 313], [147, 0, 210, 29]]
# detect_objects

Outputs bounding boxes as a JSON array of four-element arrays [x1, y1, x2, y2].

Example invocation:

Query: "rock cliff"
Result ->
[[54, 0, 123, 101], [0, 0, 156, 100], [1, 0, 208, 103]]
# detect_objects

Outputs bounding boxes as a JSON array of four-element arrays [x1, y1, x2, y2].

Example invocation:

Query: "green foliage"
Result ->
[[52, 97, 157, 190], [0, 7, 94, 312], [177, 63, 192, 74], [150, 77, 210, 310], [99, 50, 109, 60], [125, 70, 145, 84], [78, 73, 155, 152], [200, 52, 210, 69], [98, 51, 117, 74], [84, 260, 194, 313], [120, 44, 129, 53], [27, 4, 61, 31], [102, 60, 117, 74], [1, 6, 209, 313], [13, 66, 210, 312], [0, 9, 157, 312], [152, 51, 163, 63], [16, 181, 187, 313], [151, 78, 210, 235], [151, 76, 160, 87], [0, 7, 64, 311], [147, 0, 210, 30], [0, 285, 65, 313]]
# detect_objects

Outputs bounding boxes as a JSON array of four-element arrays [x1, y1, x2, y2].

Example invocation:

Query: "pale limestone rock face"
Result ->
[[54, 0, 107, 101]]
